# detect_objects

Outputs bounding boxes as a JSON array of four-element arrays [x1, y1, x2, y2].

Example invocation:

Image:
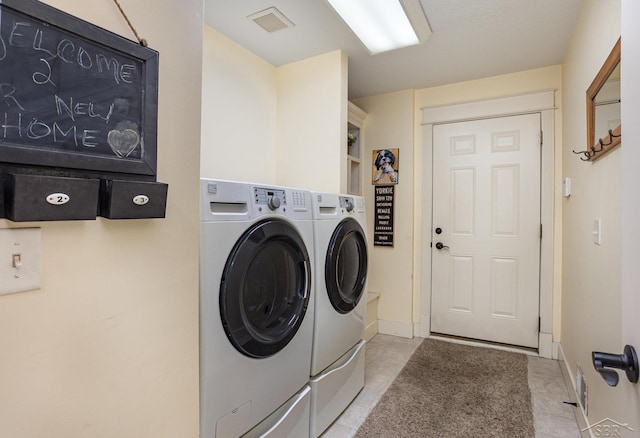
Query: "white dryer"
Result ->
[[200, 178, 315, 438], [309, 192, 368, 437]]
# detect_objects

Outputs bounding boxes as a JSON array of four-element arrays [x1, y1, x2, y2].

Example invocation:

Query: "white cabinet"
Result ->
[[347, 102, 366, 195]]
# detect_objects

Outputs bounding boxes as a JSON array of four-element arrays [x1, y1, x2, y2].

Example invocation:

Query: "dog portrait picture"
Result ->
[[372, 148, 399, 185]]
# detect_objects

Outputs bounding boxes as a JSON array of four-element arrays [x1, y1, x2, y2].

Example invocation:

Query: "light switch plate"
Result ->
[[0, 228, 42, 296], [593, 219, 602, 245], [562, 177, 571, 197]]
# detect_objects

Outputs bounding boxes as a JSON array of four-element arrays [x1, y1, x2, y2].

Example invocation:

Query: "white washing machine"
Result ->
[[309, 192, 368, 437], [200, 178, 315, 438]]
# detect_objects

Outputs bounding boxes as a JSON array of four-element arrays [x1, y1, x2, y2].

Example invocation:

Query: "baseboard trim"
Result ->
[[539, 332, 553, 359], [558, 343, 592, 438], [364, 320, 378, 342], [413, 322, 421, 338], [377, 319, 414, 338]]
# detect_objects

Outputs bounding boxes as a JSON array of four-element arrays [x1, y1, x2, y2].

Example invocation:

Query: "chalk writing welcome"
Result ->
[[0, 3, 150, 165]]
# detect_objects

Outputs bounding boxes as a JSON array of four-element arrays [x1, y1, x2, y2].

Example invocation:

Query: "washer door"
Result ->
[[325, 218, 368, 314], [220, 219, 311, 358]]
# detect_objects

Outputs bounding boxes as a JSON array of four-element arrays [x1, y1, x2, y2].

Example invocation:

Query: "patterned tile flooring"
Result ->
[[321, 334, 581, 438]]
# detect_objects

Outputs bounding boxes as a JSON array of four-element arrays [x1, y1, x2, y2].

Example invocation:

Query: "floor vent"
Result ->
[[576, 365, 588, 415], [248, 7, 294, 33]]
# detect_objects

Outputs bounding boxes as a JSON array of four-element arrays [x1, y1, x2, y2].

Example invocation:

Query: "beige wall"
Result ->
[[354, 67, 563, 338], [201, 26, 277, 183], [0, 1, 202, 437], [276, 51, 348, 192], [560, 0, 622, 426], [352, 90, 416, 336], [201, 29, 348, 192]]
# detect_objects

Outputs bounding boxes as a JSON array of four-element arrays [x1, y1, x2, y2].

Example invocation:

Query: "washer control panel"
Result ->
[[290, 191, 308, 209], [254, 187, 286, 210]]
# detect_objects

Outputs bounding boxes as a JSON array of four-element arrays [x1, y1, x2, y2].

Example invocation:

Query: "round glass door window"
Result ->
[[325, 218, 368, 314], [220, 219, 311, 358]]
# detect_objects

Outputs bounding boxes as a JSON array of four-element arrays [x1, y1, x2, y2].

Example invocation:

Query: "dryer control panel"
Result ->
[[339, 195, 366, 216], [339, 196, 354, 212]]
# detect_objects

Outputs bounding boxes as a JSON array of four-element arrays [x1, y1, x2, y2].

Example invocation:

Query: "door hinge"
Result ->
[[538, 317, 541, 332], [540, 224, 543, 239], [540, 130, 543, 146]]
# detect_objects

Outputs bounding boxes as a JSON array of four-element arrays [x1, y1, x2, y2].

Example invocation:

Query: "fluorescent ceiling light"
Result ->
[[326, 0, 431, 55]]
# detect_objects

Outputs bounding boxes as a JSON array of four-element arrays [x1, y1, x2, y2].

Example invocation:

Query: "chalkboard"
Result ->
[[0, 0, 159, 176]]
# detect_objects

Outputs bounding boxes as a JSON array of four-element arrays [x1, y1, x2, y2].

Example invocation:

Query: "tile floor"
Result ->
[[321, 334, 582, 438]]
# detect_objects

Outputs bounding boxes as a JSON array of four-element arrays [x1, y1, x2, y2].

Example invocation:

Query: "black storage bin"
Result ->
[[4, 173, 100, 221], [99, 179, 168, 219]]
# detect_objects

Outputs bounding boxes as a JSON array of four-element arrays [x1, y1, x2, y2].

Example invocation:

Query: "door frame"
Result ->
[[418, 91, 556, 358]]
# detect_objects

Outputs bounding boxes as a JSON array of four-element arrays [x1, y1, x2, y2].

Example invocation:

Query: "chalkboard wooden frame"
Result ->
[[0, 0, 159, 176]]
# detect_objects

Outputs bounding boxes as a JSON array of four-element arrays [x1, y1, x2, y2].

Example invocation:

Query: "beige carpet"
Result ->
[[355, 338, 534, 437]]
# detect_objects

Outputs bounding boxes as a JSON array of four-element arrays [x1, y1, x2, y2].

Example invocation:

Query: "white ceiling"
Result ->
[[204, 0, 583, 99]]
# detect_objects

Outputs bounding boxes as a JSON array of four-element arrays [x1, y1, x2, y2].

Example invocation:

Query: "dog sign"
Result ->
[[372, 148, 399, 185], [374, 185, 395, 247]]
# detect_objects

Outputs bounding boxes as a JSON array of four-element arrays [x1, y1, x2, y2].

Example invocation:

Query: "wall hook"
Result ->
[[572, 149, 593, 161], [599, 137, 612, 147], [592, 142, 603, 153]]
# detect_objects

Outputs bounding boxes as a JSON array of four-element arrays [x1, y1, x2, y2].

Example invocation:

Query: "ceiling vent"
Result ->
[[248, 7, 294, 33]]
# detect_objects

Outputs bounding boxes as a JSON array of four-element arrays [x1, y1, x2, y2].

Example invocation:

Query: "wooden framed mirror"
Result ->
[[586, 37, 621, 161]]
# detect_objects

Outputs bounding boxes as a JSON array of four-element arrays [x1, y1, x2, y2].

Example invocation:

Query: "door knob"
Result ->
[[592, 345, 639, 387], [435, 242, 449, 250]]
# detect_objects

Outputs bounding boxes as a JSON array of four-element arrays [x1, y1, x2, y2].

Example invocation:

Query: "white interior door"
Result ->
[[621, 5, 640, 431], [431, 113, 541, 349]]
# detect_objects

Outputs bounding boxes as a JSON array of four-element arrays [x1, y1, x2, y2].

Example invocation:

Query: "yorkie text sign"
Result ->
[[374, 185, 395, 246]]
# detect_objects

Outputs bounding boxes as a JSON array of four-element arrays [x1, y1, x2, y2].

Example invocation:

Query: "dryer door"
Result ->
[[220, 218, 311, 358], [325, 218, 368, 314]]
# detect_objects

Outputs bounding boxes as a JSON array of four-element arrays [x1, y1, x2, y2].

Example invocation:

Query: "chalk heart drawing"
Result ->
[[107, 129, 140, 158]]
